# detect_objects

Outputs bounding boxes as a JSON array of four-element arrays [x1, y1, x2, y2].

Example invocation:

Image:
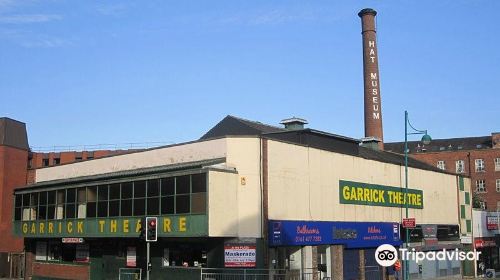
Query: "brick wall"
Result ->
[[32, 262, 90, 280], [410, 149, 500, 210], [0, 146, 27, 253]]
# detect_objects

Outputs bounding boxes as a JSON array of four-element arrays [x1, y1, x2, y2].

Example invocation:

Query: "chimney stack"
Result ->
[[358, 8, 384, 150]]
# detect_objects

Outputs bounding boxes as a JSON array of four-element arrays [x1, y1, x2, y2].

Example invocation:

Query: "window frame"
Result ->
[[475, 159, 485, 172], [437, 161, 446, 170]]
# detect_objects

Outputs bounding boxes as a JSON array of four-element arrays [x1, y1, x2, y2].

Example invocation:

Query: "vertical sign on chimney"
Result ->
[[358, 8, 384, 149]]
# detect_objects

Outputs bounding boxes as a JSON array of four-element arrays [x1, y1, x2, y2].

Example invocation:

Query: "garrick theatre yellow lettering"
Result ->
[[19, 216, 189, 236], [341, 183, 423, 208]]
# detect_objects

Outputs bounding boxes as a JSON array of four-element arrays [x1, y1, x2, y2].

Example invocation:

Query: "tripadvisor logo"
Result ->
[[375, 244, 398, 267], [375, 244, 481, 267]]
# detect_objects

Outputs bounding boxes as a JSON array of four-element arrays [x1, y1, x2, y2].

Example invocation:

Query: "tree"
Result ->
[[472, 191, 486, 209]]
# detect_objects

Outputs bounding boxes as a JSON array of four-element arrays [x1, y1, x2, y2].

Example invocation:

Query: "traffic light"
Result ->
[[145, 217, 157, 242]]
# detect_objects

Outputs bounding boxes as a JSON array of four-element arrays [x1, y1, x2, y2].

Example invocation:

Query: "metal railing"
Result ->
[[31, 142, 173, 152], [200, 268, 319, 280]]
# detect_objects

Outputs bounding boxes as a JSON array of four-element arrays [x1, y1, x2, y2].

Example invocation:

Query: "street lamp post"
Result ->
[[404, 110, 431, 280]]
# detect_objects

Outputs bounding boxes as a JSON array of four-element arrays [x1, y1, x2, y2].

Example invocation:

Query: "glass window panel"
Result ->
[[77, 188, 86, 203], [39, 192, 47, 205], [97, 201, 107, 217], [109, 201, 119, 217], [57, 190, 65, 204], [121, 199, 132, 216], [161, 196, 174, 214], [109, 183, 120, 200], [134, 181, 146, 198], [161, 178, 175, 196], [133, 198, 145, 216], [147, 197, 159, 215], [122, 182, 133, 199], [191, 174, 206, 193], [22, 194, 30, 206], [176, 195, 190, 214], [147, 179, 159, 197], [191, 193, 206, 214], [66, 188, 76, 203], [30, 193, 38, 206], [98, 185, 108, 201], [38, 205, 47, 220], [15, 207, 22, 220], [47, 206, 55, 219], [48, 191, 56, 205], [77, 204, 86, 219], [176, 176, 190, 194], [65, 204, 75, 219], [86, 202, 96, 218], [87, 186, 97, 202], [15, 194, 22, 207]]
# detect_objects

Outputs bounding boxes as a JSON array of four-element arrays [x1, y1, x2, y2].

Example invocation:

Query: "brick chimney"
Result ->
[[358, 8, 384, 150]]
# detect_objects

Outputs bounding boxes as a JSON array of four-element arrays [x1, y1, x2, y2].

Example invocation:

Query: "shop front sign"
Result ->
[[339, 180, 423, 209], [224, 245, 256, 268], [474, 238, 496, 248], [486, 216, 498, 230], [269, 220, 401, 248], [14, 214, 207, 238]]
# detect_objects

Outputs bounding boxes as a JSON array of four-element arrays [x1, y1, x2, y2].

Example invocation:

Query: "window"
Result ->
[[495, 158, 500, 171], [437, 161, 446, 170], [14, 172, 208, 221], [77, 188, 86, 218], [465, 192, 470, 205], [147, 179, 160, 215], [497, 201, 500, 211], [86, 186, 97, 218], [109, 183, 120, 217], [55, 190, 65, 219], [97, 185, 108, 217], [42, 158, 49, 167], [456, 160, 465, 173], [476, 180, 486, 193], [497, 179, 500, 193], [53, 158, 61, 165], [475, 159, 485, 172]]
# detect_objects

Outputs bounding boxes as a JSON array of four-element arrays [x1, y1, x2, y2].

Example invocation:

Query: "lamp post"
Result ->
[[404, 110, 431, 280]]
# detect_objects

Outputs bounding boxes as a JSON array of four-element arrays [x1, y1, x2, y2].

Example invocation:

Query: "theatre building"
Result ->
[[13, 116, 472, 280]]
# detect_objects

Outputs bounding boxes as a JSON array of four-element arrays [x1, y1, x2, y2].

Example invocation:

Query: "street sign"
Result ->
[[62, 237, 84, 243], [402, 218, 416, 228]]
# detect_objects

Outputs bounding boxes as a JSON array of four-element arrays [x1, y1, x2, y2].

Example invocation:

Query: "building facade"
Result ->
[[12, 116, 473, 280], [386, 133, 500, 211], [0, 117, 140, 278]]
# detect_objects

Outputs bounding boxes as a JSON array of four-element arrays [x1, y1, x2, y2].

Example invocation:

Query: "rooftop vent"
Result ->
[[360, 137, 381, 150], [280, 117, 308, 130]]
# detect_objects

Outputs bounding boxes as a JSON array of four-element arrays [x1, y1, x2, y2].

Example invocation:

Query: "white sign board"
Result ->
[[35, 242, 47, 261], [224, 245, 256, 267], [127, 247, 137, 267]]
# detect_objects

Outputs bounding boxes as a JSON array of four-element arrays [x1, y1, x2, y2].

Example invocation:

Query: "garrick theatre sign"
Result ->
[[339, 180, 424, 209], [14, 215, 207, 237]]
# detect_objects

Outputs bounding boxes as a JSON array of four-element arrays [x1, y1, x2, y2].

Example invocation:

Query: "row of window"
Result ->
[[436, 158, 500, 173], [474, 179, 500, 193], [14, 174, 207, 221]]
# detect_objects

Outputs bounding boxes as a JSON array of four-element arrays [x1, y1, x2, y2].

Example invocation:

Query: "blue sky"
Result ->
[[1, 0, 499, 149]]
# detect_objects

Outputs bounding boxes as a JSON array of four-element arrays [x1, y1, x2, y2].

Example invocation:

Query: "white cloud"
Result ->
[[96, 3, 131, 16], [0, 14, 62, 24]]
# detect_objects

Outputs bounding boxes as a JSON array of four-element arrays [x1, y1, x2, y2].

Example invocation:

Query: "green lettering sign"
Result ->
[[14, 215, 207, 238], [339, 180, 423, 209]]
